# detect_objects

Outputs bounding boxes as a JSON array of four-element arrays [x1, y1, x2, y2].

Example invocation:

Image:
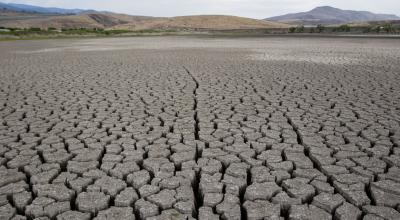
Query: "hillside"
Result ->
[[266, 6, 400, 25], [114, 15, 289, 30], [0, 10, 155, 29], [0, 10, 288, 30]]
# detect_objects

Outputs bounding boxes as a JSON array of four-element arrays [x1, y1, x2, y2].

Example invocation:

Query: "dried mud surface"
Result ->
[[1, 36, 400, 220]]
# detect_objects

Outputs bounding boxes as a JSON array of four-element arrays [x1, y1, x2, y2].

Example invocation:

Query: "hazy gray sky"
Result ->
[[3, 0, 400, 19]]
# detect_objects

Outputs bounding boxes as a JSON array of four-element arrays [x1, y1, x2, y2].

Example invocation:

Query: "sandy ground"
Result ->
[[0, 36, 400, 220]]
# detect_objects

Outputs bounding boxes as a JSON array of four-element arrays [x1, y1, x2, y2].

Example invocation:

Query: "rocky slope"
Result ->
[[266, 6, 400, 25]]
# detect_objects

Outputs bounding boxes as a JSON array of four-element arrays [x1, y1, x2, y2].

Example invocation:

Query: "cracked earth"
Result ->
[[0, 36, 400, 220]]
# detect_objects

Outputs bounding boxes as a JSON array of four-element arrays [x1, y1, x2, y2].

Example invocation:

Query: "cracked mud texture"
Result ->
[[0, 36, 400, 220]]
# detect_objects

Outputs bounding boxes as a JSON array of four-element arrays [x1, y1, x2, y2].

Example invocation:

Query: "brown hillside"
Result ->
[[114, 15, 290, 30], [0, 14, 102, 29], [0, 11, 155, 29], [0, 11, 288, 30]]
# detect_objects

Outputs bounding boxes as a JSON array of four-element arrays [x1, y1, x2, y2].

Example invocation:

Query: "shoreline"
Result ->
[[1, 32, 400, 41]]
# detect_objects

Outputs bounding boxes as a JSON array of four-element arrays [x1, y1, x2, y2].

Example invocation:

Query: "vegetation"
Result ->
[[0, 23, 398, 41], [286, 23, 400, 35], [362, 26, 373, 33], [0, 27, 124, 36], [296, 25, 305, 33], [382, 23, 395, 33], [29, 27, 41, 32], [316, 24, 325, 33], [337, 24, 351, 32], [0, 27, 183, 40]]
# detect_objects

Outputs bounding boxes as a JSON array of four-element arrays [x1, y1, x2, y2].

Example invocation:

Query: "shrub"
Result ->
[[296, 25, 305, 33], [289, 27, 296, 33], [316, 24, 325, 33], [29, 27, 41, 31], [382, 23, 394, 33], [363, 26, 372, 33], [48, 27, 57, 31], [309, 28, 315, 33], [338, 25, 351, 32]]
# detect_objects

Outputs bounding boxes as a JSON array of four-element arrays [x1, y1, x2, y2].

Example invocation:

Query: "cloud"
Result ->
[[3, 0, 400, 18]]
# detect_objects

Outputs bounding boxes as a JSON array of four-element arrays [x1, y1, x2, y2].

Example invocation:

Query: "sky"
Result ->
[[2, 0, 400, 19]]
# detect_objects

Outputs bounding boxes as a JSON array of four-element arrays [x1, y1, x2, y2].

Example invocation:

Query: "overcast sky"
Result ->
[[3, 0, 400, 19]]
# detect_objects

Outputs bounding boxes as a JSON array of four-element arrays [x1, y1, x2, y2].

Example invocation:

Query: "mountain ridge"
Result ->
[[2, 2, 399, 30], [0, 9, 288, 30], [0, 2, 90, 14], [266, 6, 400, 25]]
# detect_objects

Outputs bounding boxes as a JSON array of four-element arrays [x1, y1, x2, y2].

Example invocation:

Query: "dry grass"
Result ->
[[0, 14, 103, 29], [114, 15, 289, 30], [0, 12, 288, 30]]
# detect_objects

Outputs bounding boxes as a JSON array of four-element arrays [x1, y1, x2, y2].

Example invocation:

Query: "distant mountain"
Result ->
[[266, 6, 400, 25], [0, 2, 88, 14]]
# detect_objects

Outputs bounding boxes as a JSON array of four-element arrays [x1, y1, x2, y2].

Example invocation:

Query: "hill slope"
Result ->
[[0, 9, 155, 29], [0, 2, 288, 30], [266, 6, 400, 25], [114, 15, 289, 30], [0, 11, 288, 30]]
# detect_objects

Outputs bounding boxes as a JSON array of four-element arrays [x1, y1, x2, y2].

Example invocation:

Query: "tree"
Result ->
[[289, 27, 296, 33], [296, 25, 305, 33], [29, 27, 41, 31], [382, 23, 394, 33], [363, 26, 372, 33], [316, 24, 325, 33], [338, 25, 350, 32]]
